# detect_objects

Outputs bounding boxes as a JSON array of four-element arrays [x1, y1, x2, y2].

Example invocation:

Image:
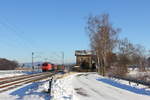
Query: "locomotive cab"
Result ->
[[42, 62, 53, 72]]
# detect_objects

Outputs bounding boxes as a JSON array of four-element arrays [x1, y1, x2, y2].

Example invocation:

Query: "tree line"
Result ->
[[86, 13, 150, 76], [0, 58, 19, 70]]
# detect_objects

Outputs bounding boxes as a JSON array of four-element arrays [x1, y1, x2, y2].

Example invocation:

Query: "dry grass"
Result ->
[[15, 67, 32, 70]]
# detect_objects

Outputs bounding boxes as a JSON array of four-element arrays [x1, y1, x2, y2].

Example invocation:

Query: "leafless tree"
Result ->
[[86, 13, 120, 76], [116, 39, 147, 75], [116, 38, 132, 76], [132, 44, 147, 71], [0, 58, 19, 70]]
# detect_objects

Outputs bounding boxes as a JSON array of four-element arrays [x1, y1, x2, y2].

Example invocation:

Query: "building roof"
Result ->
[[75, 50, 92, 56]]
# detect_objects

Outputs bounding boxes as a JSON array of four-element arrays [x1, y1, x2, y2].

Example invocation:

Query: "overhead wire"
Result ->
[[0, 16, 64, 64], [0, 16, 38, 51], [0, 16, 41, 63]]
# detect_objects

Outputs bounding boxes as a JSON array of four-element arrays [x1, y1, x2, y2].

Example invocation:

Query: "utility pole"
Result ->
[[32, 52, 34, 70], [62, 52, 64, 65], [45, 58, 48, 62]]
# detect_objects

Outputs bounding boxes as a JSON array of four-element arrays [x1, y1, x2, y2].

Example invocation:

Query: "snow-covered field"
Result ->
[[0, 72, 150, 100], [0, 70, 27, 78], [127, 69, 150, 82], [0, 70, 41, 78]]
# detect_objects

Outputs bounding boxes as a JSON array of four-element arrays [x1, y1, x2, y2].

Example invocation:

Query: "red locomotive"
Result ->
[[41, 62, 54, 72], [41, 62, 65, 72]]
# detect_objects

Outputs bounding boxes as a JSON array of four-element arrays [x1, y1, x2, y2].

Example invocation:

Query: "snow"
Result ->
[[0, 72, 150, 100], [97, 78, 150, 95], [0, 70, 26, 78], [127, 69, 150, 82], [0, 70, 49, 100], [52, 74, 76, 100], [0, 80, 51, 100], [0, 70, 41, 78], [51, 73, 150, 100]]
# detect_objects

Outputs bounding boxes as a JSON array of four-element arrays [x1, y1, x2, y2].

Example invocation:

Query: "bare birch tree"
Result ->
[[86, 13, 120, 76]]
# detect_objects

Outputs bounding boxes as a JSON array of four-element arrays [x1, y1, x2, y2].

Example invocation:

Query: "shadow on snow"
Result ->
[[10, 81, 51, 100], [97, 78, 150, 96]]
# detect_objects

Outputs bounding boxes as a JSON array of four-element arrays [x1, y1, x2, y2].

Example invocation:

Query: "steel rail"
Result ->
[[0, 72, 50, 85], [0, 72, 54, 93]]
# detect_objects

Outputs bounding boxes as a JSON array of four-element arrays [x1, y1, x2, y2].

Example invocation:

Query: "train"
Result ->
[[41, 62, 65, 72]]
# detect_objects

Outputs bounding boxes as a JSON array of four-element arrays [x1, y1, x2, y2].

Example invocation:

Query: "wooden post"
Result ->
[[48, 77, 53, 95]]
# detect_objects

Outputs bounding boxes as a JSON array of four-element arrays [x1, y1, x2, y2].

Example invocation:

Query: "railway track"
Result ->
[[0, 72, 54, 93]]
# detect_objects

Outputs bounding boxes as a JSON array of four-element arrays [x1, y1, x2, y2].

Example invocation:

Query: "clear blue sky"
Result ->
[[0, 0, 150, 63]]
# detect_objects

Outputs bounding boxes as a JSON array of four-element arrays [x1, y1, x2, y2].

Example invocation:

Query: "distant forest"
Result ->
[[0, 58, 19, 70]]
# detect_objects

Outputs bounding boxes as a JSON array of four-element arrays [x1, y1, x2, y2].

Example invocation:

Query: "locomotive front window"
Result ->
[[42, 63, 48, 66]]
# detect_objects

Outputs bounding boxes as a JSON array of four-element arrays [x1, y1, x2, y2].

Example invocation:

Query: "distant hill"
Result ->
[[20, 62, 43, 68]]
